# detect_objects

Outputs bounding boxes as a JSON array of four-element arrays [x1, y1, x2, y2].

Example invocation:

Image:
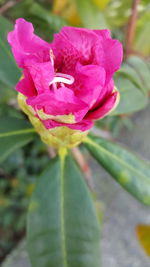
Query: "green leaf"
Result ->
[[0, 117, 35, 162], [84, 135, 150, 205], [0, 16, 21, 88], [112, 75, 148, 115], [117, 64, 146, 93], [27, 154, 100, 267], [126, 56, 150, 93], [75, 0, 108, 29], [29, 3, 67, 32]]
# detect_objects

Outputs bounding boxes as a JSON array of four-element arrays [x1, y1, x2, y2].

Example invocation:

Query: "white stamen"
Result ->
[[49, 73, 74, 87], [49, 49, 74, 90]]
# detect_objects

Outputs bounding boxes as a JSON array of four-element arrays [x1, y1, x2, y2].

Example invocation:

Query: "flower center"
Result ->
[[49, 50, 74, 90]]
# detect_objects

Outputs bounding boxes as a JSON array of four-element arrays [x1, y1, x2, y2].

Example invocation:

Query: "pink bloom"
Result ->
[[8, 18, 123, 131]]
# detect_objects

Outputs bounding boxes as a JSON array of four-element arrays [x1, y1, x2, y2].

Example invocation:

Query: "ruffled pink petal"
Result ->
[[57, 26, 98, 59], [73, 63, 106, 106], [52, 26, 99, 72], [94, 29, 111, 38], [95, 38, 123, 83], [51, 34, 81, 73], [49, 87, 89, 121], [92, 79, 114, 110], [26, 61, 54, 93], [8, 18, 51, 67], [16, 70, 37, 97], [52, 26, 123, 83], [85, 91, 118, 120], [26, 87, 88, 121]]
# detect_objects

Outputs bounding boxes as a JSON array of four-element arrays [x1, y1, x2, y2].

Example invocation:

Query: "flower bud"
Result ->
[[8, 19, 123, 149]]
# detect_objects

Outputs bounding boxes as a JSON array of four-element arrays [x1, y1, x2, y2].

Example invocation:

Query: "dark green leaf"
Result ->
[[29, 3, 67, 32], [0, 117, 35, 162], [0, 16, 21, 87], [27, 154, 101, 267], [84, 135, 150, 205]]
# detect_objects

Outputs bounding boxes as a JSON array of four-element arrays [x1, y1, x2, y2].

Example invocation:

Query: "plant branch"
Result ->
[[0, 0, 21, 14], [124, 0, 141, 59]]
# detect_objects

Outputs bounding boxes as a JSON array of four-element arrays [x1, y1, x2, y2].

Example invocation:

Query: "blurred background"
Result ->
[[0, 0, 150, 266]]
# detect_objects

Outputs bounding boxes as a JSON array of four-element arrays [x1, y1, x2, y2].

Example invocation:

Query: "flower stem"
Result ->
[[0, 0, 20, 15], [59, 147, 68, 162], [124, 0, 141, 59]]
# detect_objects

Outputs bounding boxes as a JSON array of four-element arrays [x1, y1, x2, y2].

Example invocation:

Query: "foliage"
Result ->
[[0, 0, 150, 265], [0, 139, 50, 261], [27, 154, 100, 267], [84, 135, 150, 205]]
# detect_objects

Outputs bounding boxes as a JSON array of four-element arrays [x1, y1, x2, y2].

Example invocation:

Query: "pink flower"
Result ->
[[8, 18, 123, 132]]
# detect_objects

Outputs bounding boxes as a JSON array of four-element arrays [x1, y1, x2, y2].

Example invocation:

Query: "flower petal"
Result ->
[[58, 26, 98, 59], [51, 26, 98, 72], [95, 38, 123, 82], [92, 79, 114, 110], [8, 18, 51, 67], [73, 63, 106, 106], [26, 87, 88, 122], [16, 70, 37, 97], [94, 29, 111, 38], [85, 91, 119, 120], [26, 61, 54, 93]]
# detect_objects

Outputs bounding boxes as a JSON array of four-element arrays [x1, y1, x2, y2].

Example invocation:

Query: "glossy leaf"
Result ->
[[117, 64, 146, 93], [0, 117, 35, 162], [84, 135, 150, 205], [112, 75, 148, 115], [136, 224, 150, 256], [126, 56, 150, 93], [29, 3, 67, 32], [0, 16, 21, 87], [27, 154, 101, 267]]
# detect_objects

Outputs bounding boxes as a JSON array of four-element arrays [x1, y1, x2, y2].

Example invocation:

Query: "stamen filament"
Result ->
[[49, 73, 74, 90], [49, 49, 74, 90], [50, 49, 54, 66], [56, 73, 74, 85]]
